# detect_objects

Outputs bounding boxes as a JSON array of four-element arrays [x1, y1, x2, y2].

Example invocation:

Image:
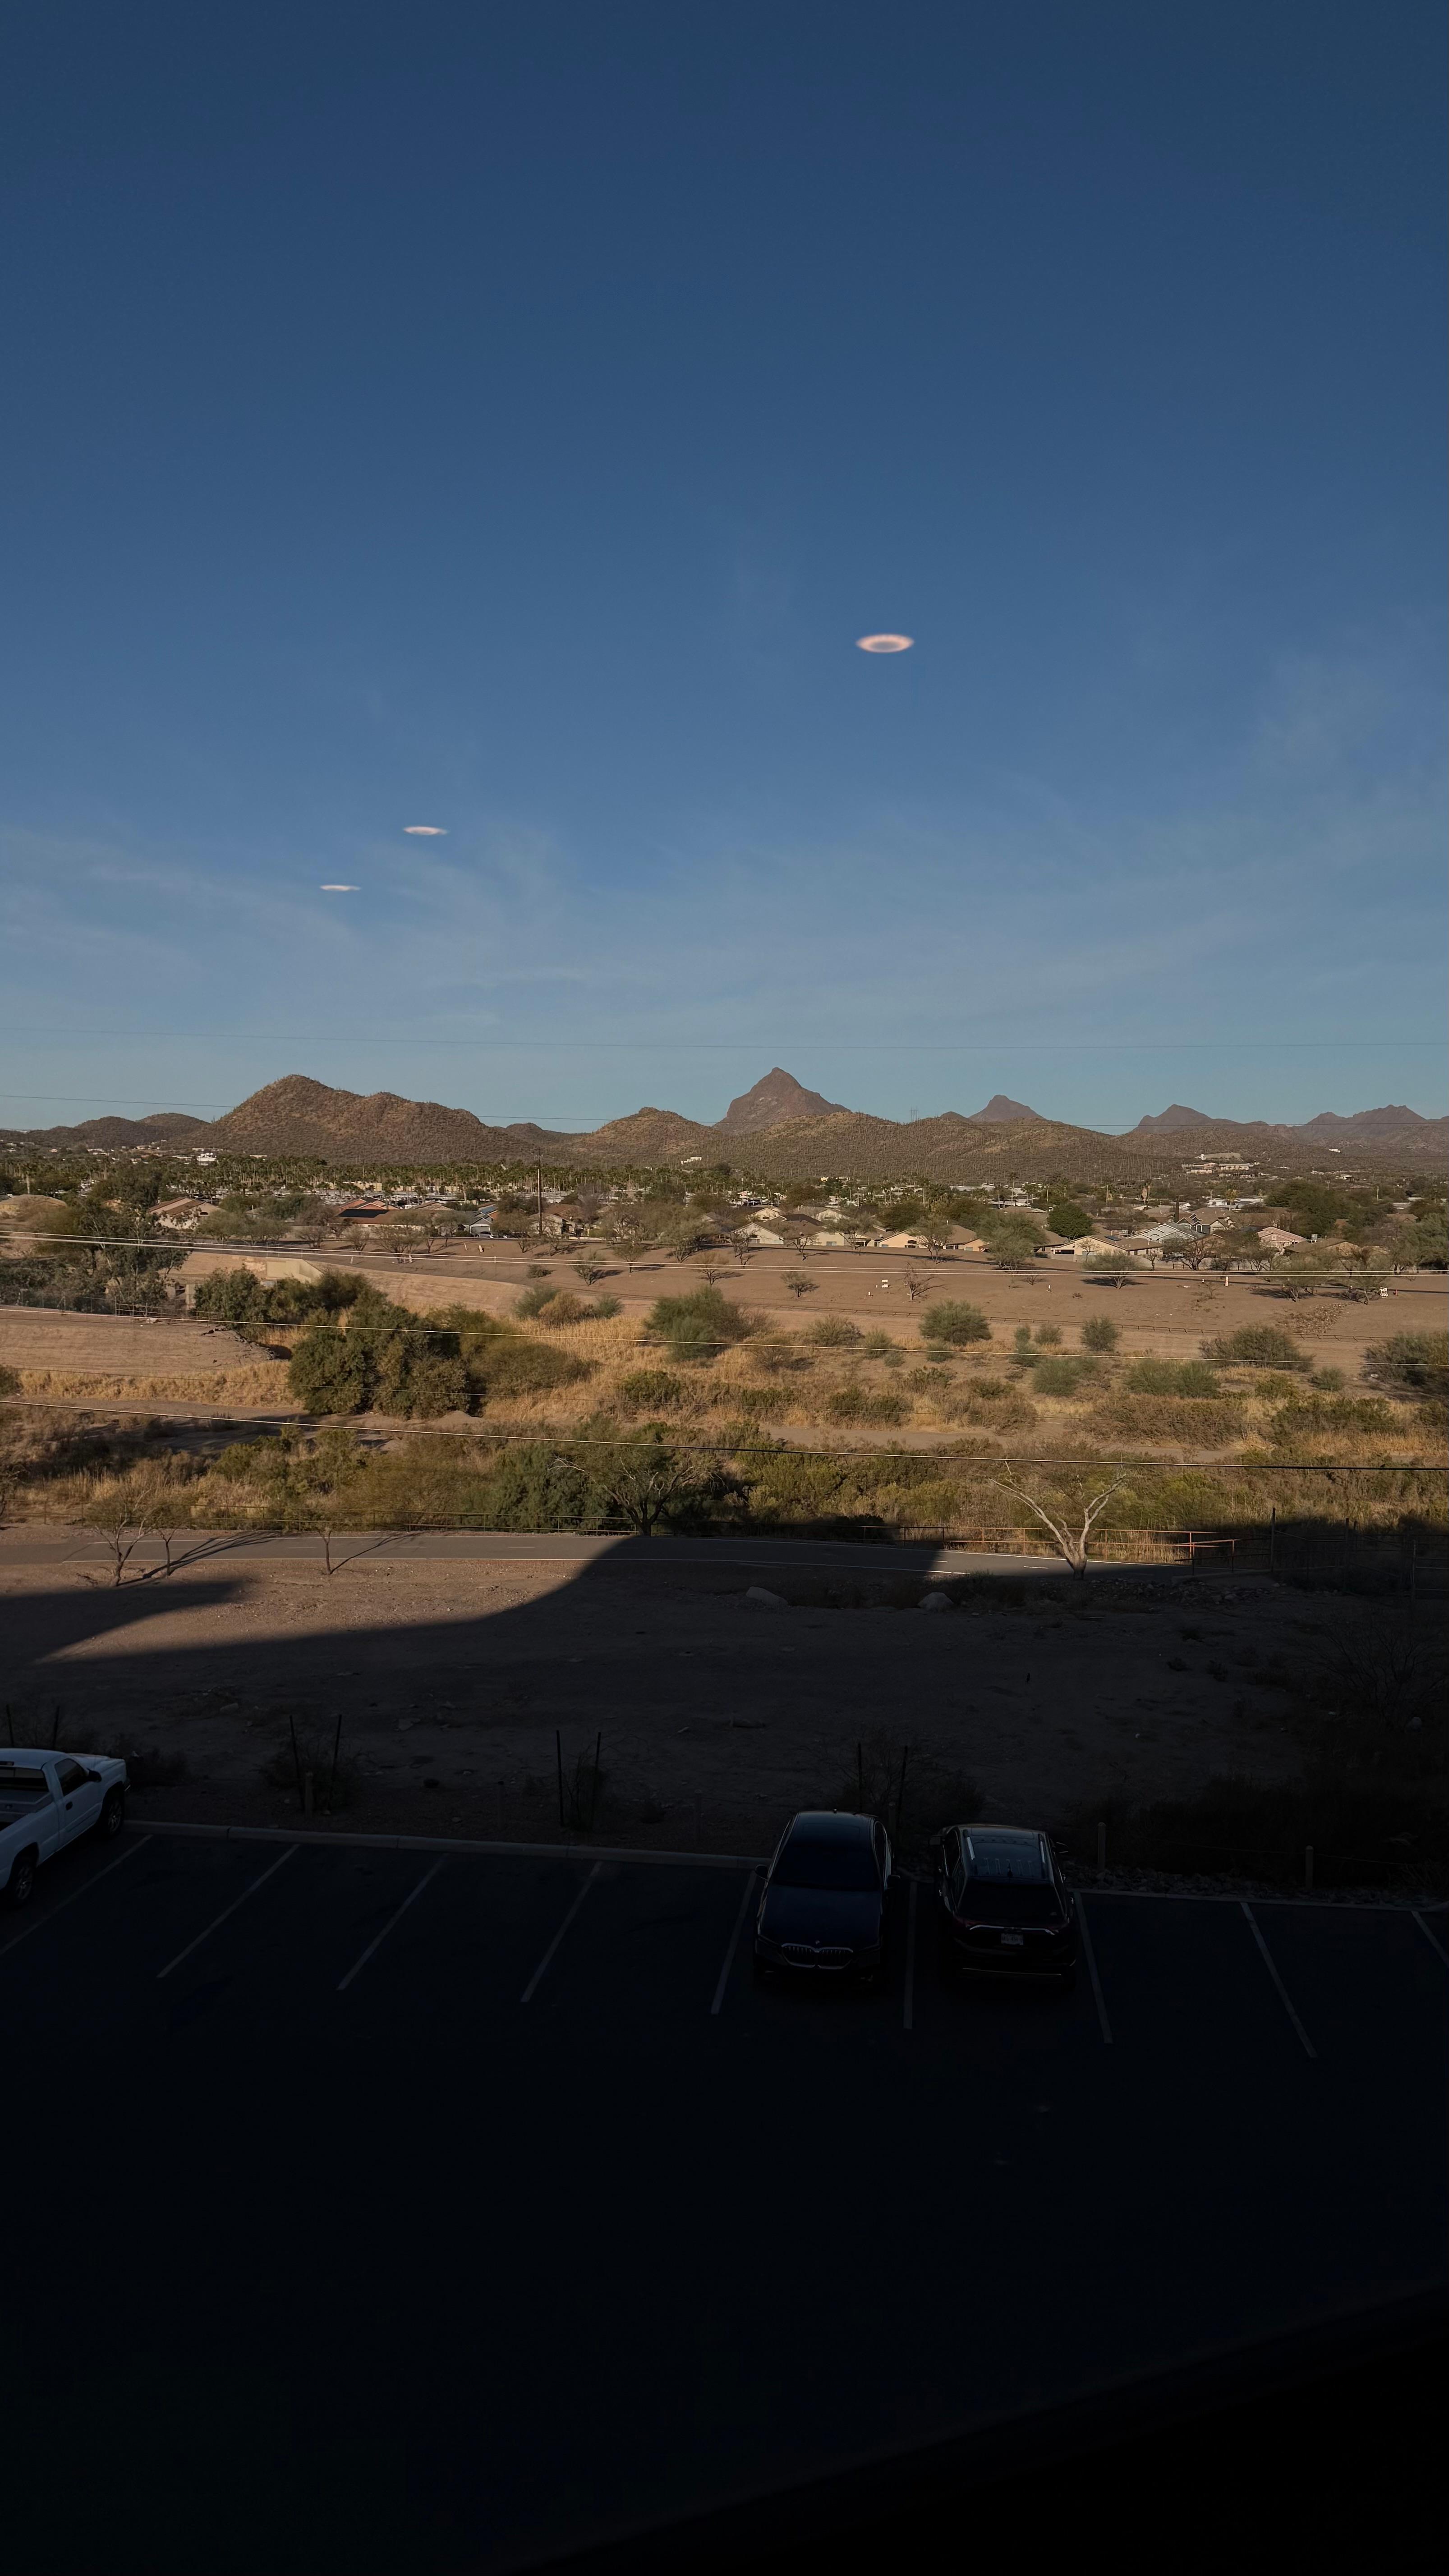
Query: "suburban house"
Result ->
[[151, 1198, 216, 1230], [1256, 1225, 1306, 1252]]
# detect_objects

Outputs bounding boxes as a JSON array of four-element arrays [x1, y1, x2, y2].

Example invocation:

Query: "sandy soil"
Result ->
[[0, 1551, 1331, 1854]]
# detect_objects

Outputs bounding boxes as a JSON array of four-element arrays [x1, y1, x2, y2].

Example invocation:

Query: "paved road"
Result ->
[[3, 1823, 1443, 2573], [0, 1523, 1208, 1579]]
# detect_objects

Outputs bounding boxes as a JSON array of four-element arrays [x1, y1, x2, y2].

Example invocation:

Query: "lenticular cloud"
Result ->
[[404, 824, 447, 835]]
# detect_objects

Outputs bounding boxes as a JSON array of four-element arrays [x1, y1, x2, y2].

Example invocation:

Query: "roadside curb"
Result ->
[[126, 1819, 766, 1871]]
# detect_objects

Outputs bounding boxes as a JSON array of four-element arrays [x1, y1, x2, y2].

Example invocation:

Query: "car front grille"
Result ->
[[782, 1942, 853, 1966]]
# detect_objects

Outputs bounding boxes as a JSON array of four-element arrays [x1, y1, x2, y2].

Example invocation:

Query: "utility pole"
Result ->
[[536, 1161, 543, 1238]]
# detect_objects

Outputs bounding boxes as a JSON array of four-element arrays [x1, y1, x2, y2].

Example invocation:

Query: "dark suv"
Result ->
[[754, 1811, 892, 1983], [933, 1824, 1077, 1988]]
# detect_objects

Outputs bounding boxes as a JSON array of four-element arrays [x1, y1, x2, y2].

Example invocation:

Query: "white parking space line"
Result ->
[[0, 1835, 152, 1962], [520, 1863, 601, 2004], [156, 1845, 298, 1982], [1412, 1911, 1449, 1967], [337, 1861, 446, 1993], [710, 1871, 759, 2016], [1075, 1899, 1113, 2046], [1240, 1902, 1316, 2058], [903, 1879, 918, 2031]]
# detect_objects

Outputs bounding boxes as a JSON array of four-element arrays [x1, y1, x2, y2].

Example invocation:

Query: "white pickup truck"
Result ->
[[0, 1752, 129, 1907]]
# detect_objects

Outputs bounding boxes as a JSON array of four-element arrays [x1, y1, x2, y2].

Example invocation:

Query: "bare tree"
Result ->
[[731, 1238, 755, 1269], [783, 1270, 818, 1301], [992, 1463, 1127, 1576], [902, 1264, 933, 1302]]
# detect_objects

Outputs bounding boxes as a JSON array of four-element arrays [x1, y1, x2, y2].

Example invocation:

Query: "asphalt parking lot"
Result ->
[[3, 1826, 1445, 2574]]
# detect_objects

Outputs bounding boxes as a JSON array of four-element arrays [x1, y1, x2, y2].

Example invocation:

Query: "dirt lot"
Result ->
[[0, 1547, 1342, 1854]]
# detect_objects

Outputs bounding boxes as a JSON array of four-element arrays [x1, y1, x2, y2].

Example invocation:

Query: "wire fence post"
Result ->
[[1304, 1844, 1314, 1892], [1097, 1819, 1107, 1874]]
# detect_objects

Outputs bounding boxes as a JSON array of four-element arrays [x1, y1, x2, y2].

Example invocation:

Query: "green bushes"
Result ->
[[1029, 1355, 1102, 1396], [1201, 1325, 1310, 1371], [646, 1285, 754, 1364], [861, 1330, 897, 1359], [617, 1370, 685, 1414], [1267, 1398, 1401, 1448], [514, 1283, 561, 1318], [826, 1385, 910, 1425], [919, 1301, 991, 1348], [1085, 1394, 1246, 1448], [287, 1290, 589, 1417], [805, 1316, 862, 1347], [1080, 1315, 1119, 1353], [1364, 1333, 1449, 1403], [1126, 1358, 1222, 1397]]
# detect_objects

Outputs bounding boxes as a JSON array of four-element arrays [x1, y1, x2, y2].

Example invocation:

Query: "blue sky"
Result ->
[[1, 0, 1444, 1136]]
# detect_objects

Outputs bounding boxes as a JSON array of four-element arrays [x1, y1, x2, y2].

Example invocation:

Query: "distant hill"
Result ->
[[0, 1111, 208, 1150], [968, 1093, 1042, 1123], [208, 1076, 526, 1162], [1133, 1104, 1216, 1133], [717, 1068, 848, 1133], [1, 1070, 1443, 1180]]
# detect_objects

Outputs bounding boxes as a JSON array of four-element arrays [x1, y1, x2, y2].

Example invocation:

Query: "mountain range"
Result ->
[[1, 1069, 1443, 1182]]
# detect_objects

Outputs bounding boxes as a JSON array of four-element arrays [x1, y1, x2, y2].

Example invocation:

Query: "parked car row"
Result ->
[[753, 1810, 1078, 1990]]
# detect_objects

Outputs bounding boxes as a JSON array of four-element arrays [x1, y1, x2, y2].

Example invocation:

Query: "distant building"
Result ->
[[1257, 1225, 1306, 1252]]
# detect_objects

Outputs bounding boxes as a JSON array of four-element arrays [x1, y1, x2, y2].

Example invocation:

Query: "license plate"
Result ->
[[1000, 1933, 1024, 1947]]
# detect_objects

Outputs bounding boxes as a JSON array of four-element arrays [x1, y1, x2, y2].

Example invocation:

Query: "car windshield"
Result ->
[[773, 1836, 879, 1891], [0, 1767, 49, 1802], [966, 1833, 1049, 1883]]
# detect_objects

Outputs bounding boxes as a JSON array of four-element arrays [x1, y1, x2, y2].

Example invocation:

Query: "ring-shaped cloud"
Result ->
[[856, 634, 914, 653]]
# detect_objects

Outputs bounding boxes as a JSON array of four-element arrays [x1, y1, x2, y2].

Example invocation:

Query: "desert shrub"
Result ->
[[1085, 1394, 1247, 1447], [952, 1389, 1038, 1431], [1060, 1774, 1447, 1889], [213, 1437, 290, 1481], [1029, 1355, 1101, 1397], [514, 1283, 561, 1319], [1310, 1368, 1345, 1392], [906, 1366, 951, 1392], [647, 1285, 754, 1365], [826, 1385, 910, 1425], [1267, 1398, 1401, 1449], [617, 1370, 685, 1414], [1126, 1358, 1221, 1397], [474, 1337, 590, 1398], [535, 1291, 589, 1326], [806, 1316, 862, 1347], [919, 1301, 991, 1348], [1080, 1315, 1119, 1353], [1201, 1325, 1310, 1371], [731, 1386, 787, 1420], [862, 1331, 897, 1359], [474, 1443, 597, 1531], [1363, 1332, 1449, 1403], [748, 1338, 799, 1374], [591, 1293, 622, 1319], [1034, 1324, 1062, 1348]]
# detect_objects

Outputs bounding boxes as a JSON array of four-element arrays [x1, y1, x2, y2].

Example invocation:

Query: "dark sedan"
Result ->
[[754, 1811, 892, 1983], [933, 1824, 1078, 1988]]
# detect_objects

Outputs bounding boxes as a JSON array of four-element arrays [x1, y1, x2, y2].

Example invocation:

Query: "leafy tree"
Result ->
[[992, 1461, 1127, 1575], [782, 1270, 818, 1301], [980, 1213, 1044, 1267], [193, 1268, 267, 1326], [603, 1206, 658, 1270], [583, 1421, 745, 1534], [1047, 1201, 1091, 1239], [919, 1301, 991, 1348], [288, 1328, 371, 1415], [1082, 1250, 1134, 1287]]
